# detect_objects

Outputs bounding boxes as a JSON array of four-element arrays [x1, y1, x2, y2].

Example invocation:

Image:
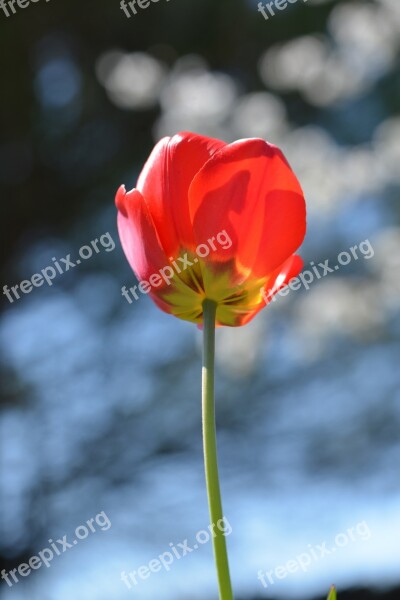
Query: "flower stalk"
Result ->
[[202, 299, 233, 600]]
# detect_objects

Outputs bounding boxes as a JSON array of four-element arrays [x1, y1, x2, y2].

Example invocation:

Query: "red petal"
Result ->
[[137, 132, 226, 256], [189, 139, 306, 276], [116, 185, 169, 282], [237, 254, 304, 327], [262, 254, 304, 304]]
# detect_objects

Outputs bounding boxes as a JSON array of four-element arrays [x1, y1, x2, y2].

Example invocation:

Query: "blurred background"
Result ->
[[1, 0, 400, 598]]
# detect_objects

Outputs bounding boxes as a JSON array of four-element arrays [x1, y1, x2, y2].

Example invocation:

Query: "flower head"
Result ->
[[116, 132, 306, 326]]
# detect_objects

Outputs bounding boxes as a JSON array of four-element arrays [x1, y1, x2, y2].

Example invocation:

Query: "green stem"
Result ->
[[202, 299, 234, 600]]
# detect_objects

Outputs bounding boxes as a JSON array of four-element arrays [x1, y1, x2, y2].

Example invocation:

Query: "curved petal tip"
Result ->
[[115, 185, 127, 216]]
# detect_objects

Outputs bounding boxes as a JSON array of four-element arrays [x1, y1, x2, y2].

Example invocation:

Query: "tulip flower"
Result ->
[[115, 131, 306, 600], [116, 131, 306, 327]]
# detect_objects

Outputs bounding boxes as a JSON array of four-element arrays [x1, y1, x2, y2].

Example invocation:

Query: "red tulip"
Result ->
[[116, 131, 306, 326]]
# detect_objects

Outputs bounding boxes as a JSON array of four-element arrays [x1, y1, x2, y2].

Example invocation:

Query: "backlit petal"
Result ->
[[137, 132, 226, 256], [116, 185, 169, 282], [189, 139, 306, 276]]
